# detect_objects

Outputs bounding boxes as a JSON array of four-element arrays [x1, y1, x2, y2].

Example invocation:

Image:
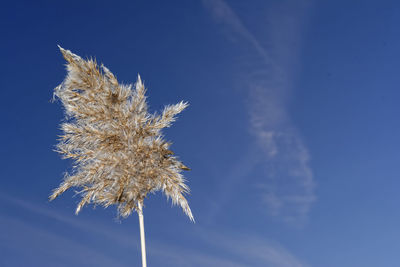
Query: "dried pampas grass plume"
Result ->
[[50, 46, 194, 222]]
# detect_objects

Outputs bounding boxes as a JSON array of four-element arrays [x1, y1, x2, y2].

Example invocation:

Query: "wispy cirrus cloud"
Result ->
[[150, 231, 309, 267], [0, 193, 134, 266], [0, 216, 127, 267], [202, 0, 271, 62], [203, 0, 316, 225], [0, 193, 308, 267], [187, 228, 310, 267]]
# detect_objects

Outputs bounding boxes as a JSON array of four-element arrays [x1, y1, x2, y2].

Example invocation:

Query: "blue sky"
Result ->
[[1, 0, 400, 266]]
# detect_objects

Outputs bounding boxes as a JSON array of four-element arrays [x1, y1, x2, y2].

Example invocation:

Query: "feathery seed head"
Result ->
[[50, 46, 194, 221]]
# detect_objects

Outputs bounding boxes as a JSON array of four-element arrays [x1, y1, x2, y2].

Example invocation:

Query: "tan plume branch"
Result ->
[[50, 46, 194, 222]]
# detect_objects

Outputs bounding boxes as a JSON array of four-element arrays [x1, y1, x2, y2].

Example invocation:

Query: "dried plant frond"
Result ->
[[50, 46, 194, 221]]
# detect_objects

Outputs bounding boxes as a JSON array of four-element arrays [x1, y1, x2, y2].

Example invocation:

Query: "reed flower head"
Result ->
[[50, 46, 193, 221]]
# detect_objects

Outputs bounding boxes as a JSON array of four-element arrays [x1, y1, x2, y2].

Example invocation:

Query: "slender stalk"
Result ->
[[138, 201, 147, 267]]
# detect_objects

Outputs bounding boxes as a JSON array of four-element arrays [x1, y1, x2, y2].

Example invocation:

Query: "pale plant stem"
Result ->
[[138, 201, 147, 267]]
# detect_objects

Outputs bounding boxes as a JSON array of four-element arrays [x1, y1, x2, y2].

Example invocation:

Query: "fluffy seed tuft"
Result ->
[[50, 47, 194, 221]]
